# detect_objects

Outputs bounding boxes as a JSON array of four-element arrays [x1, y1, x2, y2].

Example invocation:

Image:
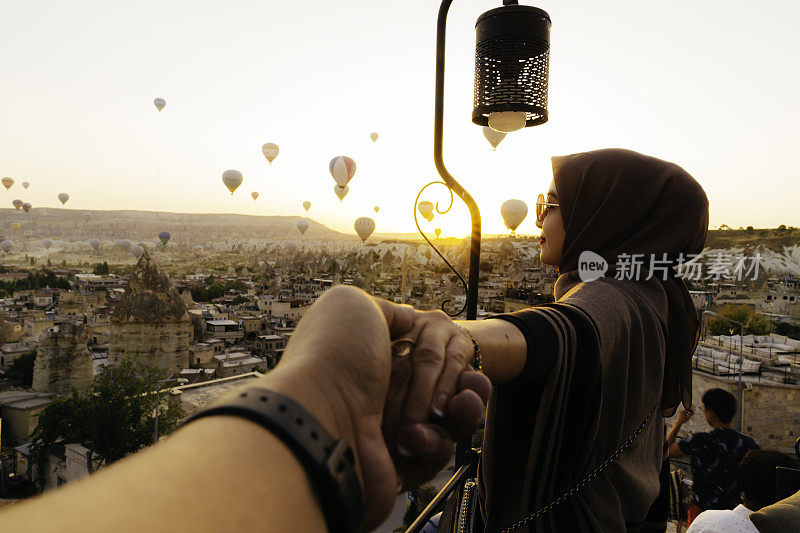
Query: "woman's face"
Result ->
[[539, 180, 565, 266]]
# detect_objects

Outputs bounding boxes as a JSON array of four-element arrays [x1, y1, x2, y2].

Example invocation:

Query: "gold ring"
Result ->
[[391, 338, 416, 358]]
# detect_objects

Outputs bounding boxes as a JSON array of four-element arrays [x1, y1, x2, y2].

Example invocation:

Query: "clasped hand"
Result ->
[[268, 286, 491, 530]]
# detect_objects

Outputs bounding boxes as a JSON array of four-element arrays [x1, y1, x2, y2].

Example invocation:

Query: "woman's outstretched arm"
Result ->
[[456, 319, 527, 384]]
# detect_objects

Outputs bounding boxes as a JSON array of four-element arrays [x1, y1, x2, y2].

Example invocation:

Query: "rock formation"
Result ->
[[33, 322, 93, 394], [109, 250, 192, 373], [179, 289, 195, 309]]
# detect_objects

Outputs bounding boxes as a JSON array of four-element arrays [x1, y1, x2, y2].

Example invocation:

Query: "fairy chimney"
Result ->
[[109, 250, 191, 373], [32, 322, 93, 394]]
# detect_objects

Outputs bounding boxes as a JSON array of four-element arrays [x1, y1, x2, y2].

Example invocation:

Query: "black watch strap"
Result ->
[[183, 386, 363, 533]]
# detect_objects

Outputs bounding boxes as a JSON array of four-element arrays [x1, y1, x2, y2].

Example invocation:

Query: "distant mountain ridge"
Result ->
[[0, 208, 344, 242]]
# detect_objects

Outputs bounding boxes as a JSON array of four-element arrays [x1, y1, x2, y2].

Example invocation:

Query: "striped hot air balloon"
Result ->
[[329, 156, 357, 188]]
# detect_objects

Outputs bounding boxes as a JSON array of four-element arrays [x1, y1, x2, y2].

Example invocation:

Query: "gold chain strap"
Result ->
[[498, 410, 653, 533]]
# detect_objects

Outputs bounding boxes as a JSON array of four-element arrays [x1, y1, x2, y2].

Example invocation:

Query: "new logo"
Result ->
[[578, 251, 608, 282]]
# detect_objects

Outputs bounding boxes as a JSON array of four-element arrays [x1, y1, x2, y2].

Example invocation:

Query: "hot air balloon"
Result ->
[[158, 231, 171, 245], [58, 193, 69, 205], [2, 178, 14, 190], [435, 228, 442, 238], [22, 182, 29, 189], [500, 199, 528, 233], [251, 191, 259, 201], [418, 201, 434, 222], [131, 245, 144, 259], [329, 156, 357, 187], [1, 240, 12, 253], [285, 241, 298, 254], [354, 217, 376, 243], [42, 238, 53, 249], [192, 244, 204, 257], [370, 132, 379, 143], [334, 185, 349, 201], [262, 143, 279, 164], [154, 98, 166, 111], [12, 199, 22, 210], [222, 170, 243, 194], [482, 126, 506, 150], [303, 201, 311, 212], [116, 239, 132, 251], [83, 212, 92, 222], [89, 238, 100, 251], [22, 203, 31, 213], [297, 219, 309, 235], [10, 222, 20, 231], [374, 206, 380, 213]]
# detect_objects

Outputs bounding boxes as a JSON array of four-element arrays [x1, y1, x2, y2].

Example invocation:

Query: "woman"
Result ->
[[445, 148, 709, 532]]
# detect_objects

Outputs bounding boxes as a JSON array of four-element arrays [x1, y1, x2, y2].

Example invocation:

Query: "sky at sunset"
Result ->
[[1, 0, 799, 237]]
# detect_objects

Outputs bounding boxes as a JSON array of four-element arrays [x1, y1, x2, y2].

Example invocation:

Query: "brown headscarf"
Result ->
[[552, 148, 708, 416]]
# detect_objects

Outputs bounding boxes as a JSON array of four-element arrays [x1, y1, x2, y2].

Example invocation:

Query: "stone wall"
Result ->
[[32, 322, 93, 394], [667, 370, 800, 452]]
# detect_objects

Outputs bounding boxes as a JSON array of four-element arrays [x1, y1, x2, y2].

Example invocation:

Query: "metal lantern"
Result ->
[[473, 1, 551, 130]]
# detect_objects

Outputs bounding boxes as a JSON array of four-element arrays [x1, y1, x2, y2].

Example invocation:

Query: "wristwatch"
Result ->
[[183, 386, 364, 532]]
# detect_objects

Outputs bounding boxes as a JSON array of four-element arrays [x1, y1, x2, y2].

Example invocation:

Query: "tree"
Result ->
[[775, 322, 800, 340], [707, 304, 753, 336], [745, 313, 772, 335], [0, 270, 70, 293], [3, 350, 37, 387], [29, 356, 185, 488], [92, 262, 110, 275], [745, 226, 754, 233]]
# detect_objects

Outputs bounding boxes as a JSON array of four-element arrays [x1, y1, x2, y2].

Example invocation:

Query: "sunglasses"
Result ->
[[535, 193, 559, 227]]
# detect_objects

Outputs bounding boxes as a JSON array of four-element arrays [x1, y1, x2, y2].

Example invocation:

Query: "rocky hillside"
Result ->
[[0, 208, 344, 244]]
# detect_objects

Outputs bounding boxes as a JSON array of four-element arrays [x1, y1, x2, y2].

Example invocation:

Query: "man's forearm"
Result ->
[[0, 406, 329, 532]]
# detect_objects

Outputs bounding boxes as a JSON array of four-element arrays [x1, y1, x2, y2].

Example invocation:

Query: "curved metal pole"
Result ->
[[414, 181, 468, 317], [434, 0, 481, 322]]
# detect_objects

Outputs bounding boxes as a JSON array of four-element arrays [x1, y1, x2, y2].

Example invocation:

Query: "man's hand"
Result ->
[[264, 287, 490, 531]]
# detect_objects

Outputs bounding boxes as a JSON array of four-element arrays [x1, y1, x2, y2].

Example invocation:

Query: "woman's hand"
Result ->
[[373, 299, 491, 490]]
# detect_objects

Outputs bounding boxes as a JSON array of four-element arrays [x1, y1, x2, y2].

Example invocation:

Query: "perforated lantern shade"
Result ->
[[472, 4, 551, 128]]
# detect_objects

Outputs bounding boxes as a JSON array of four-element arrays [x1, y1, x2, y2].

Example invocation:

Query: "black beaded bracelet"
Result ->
[[183, 386, 364, 533]]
